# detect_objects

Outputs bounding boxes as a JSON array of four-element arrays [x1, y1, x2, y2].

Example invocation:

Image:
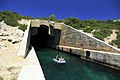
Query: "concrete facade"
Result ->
[[18, 20, 120, 80], [17, 20, 31, 57], [58, 46, 120, 70], [29, 20, 120, 69], [59, 24, 120, 53], [30, 20, 62, 48], [58, 23, 120, 69]]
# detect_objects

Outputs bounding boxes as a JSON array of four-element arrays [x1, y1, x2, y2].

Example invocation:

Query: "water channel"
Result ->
[[36, 48, 120, 80]]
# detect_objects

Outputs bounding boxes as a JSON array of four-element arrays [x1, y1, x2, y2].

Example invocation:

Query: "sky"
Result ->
[[0, 0, 120, 20]]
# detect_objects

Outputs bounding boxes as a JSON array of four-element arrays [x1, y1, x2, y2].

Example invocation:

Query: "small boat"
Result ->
[[53, 58, 66, 64]]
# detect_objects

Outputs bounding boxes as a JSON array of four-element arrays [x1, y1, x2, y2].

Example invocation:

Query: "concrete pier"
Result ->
[[17, 47, 45, 80]]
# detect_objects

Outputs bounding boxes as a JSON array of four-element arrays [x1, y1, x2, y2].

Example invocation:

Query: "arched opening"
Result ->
[[30, 25, 61, 50], [30, 25, 51, 49], [86, 51, 90, 59]]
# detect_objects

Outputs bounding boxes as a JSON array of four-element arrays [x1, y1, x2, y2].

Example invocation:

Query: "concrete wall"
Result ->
[[17, 20, 31, 57], [58, 23, 120, 70], [30, 20, 120, 53], [30, 20, 62, 48], [19, 20, 120, 70], [58, 46, 120, 70], [59, 24, 120, 53]]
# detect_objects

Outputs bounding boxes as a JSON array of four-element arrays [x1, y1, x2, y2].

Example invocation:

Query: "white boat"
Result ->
[[53, 58, 66, 64]]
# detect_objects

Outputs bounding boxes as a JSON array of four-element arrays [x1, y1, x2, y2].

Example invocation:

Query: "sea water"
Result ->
[[36, 49, 120, 80]]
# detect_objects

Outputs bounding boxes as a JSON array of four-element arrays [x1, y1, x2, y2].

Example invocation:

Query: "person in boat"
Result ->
[[56, 55, 65, 61], [58, 57, 65, 61]]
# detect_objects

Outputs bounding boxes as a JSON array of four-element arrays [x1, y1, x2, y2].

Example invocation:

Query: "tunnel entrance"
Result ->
[[30, 25, 61, 50], [86, 51, 90, 59], [30, 25, 52, 49]]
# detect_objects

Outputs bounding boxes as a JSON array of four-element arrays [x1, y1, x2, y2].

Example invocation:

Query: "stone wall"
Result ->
[[59, 24, 120, 53]]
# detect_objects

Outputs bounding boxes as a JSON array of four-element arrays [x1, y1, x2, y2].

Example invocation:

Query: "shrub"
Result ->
[[18, 24, 27, 31], [11, 77, 17, 80], [111, 40, 120, 48], [110, 31, 120, 48], [82, 27, 93, 33], [0, 76, 3, 80], [0, 16, 3, 22], [48, 14, 56, 21], [63, 17, 81, 29], [4, 18, 19, 27], [93, 29, 112, 40]]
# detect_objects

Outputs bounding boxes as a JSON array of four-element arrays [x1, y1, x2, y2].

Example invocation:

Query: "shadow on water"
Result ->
[[36, 49, 120, 80]]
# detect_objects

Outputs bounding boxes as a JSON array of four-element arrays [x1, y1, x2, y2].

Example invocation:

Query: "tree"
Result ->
[[48, 14, 56, 21], [0, 16, 3, 22], [63, 17, 81, 29], [0, 12, 4, 21]]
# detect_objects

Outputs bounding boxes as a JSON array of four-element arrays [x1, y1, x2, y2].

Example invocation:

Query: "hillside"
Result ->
[[0, 11, 30, 80], [0, 10, 120, 80], [0, 22, 26, 80], [0, 10, 120, 48]]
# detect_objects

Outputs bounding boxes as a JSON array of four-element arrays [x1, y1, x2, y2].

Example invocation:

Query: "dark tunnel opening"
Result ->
[[30, 25, 61, 50]]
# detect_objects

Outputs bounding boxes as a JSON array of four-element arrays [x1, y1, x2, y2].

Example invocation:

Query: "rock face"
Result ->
[[104, 30, 118, 44], [18, 19, 29, 25], [0, 22, 24, 44], [0, 22, 25, 80]]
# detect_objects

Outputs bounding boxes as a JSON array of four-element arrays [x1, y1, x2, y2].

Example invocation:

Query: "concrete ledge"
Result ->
[[17, 20, 31, 57], [58, 45, 120, 70], [17, 47, 45, 80]]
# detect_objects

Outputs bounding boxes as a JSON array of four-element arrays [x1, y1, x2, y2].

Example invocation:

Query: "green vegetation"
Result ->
[[40, 17, 49, 20], [63, 17, 81, 29], [0, 10, 29, 31], [0, 10, 20, 26], [0, 10, 120, 47], [82, 27, 94, 33], [93, 29, 112, 40], [11, 77, 17, 80], [4, 18, 19, 27], [110, 31, 120, 48], [48, 14, 56, 21], [0, 76, 3, 80], [0, 10, 21, 20], [20, 16, 32, 19], [18, 24, 27, 31]]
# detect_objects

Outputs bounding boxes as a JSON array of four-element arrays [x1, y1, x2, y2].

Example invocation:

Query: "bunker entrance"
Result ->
[[30, 25, 61, 50], [86, 51, 90, 59]]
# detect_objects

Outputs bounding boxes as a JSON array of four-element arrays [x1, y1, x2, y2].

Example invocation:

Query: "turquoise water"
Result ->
[[36, 49, 120, 80]]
